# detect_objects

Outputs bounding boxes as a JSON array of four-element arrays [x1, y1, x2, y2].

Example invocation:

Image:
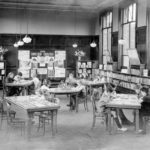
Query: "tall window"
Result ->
[[102, 12, 112, 65], [122, 3, 136, 66]]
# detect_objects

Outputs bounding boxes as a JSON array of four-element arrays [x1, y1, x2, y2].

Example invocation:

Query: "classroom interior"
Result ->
[[0, 0, 150, 150]]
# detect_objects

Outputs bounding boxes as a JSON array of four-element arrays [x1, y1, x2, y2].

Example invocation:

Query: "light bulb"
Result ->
[[90, 41, 97, 48], [17, 40, 24, 46], [72, 43, 78, 48], [14, 42, 19, 48], [23, 35, 32, 43]]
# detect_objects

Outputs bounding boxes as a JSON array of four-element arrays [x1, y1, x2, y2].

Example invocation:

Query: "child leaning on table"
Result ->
[[96, 84, 127, 132]]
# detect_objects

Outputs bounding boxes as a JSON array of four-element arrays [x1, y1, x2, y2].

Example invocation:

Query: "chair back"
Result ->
[[91, 88, 103, 116]]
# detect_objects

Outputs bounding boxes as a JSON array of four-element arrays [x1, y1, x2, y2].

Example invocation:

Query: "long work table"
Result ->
[[6, 95, 60, 138], [49, 87, 83, 112], [105, 94, 141, 134], [5, 80, 34, 95]]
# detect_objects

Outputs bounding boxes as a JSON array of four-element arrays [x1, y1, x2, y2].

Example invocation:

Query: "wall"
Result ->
[[0, 8, 97, 35], [137, 0, 147, 27]]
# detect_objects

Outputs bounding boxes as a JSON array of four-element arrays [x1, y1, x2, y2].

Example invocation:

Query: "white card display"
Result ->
[[18, 50, 30, 61]]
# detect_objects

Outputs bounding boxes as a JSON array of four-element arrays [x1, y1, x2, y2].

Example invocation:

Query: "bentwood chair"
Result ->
[[91, 89, 107, 129], [37, 111, 52, 135], [0, 98, 16, 129], [37, 97, 59, 136], [2, 99, 26, 135]]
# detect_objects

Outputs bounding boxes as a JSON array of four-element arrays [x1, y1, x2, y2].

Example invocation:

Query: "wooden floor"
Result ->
[[0, 94, 150, 150]]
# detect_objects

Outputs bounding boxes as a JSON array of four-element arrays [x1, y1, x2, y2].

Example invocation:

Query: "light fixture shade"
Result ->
[[14, 42, 19, 48], [118, 39, 126, 45], [90, 41, 97, 48], [23, 35, 32, 43], [17, 40, 24, 46], [72, 43, 78, 48]]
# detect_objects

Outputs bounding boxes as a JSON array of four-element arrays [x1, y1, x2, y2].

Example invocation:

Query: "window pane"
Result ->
[[103, 29, 108, 51], [130, 22, 136, 48], [133, 3, 136, 21], [129, 4, 133, 22], [107, 13, 110, 27], [123, 8, 128, 23], [109, 12, 112, 27], [103, 16, 107, 28], [123, 24, 129, 54], [108, 28, 112, 55]]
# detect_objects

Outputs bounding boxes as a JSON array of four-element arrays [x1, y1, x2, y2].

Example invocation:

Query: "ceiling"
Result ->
[[0, 0, 124, 13]]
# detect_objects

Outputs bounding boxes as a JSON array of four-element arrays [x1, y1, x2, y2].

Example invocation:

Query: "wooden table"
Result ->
[[105, 94, 141, 134], [6, 95, 60, 138], [49, 87, 82, 112], [5, 80, 33, 95]]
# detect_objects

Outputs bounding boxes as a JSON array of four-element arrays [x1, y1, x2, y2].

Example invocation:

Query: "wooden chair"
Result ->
[[91, 89, 107, 129], [0, 98, 16, 128], [2, 99, 26, 135], [37, 111, 52, 135]]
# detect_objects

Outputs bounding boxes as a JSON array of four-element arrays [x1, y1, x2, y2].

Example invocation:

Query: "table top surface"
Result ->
[[49, 87, 83, 94], [6, 95, 60, 112], [80, 80, 106, 86], [5, 80, 33, 87], [106, 94, 141, 109]]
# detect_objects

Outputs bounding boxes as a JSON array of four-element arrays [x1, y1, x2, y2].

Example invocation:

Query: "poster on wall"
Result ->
[[37, 68, 47, 75], [55, 51, 66, 60], [48, 69, 55, 77], [31, 69, 37, 78], [18, 50, 30, 61], [18, 69, 30, 78], [55, 68, 66, 78], [19, 60, 31, 69]]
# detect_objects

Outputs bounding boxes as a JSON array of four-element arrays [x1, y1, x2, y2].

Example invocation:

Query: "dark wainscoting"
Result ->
[[0, 34, 99, 75], [136, 26, 147, 64]]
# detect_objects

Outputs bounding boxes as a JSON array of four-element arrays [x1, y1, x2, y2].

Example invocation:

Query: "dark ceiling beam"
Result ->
[[0, 1, 98, 13]]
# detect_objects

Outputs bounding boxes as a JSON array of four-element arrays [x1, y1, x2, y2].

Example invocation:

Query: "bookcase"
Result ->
[[76, 60, 98, 79], [99, 69, 150, 92], [0, 61, 6, 89]]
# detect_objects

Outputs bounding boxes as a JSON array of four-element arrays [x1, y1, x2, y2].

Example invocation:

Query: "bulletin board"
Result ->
[[18, 50, 66, 79]]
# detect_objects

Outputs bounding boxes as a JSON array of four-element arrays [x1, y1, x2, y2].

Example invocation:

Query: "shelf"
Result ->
[[100, 69, 150, 91]]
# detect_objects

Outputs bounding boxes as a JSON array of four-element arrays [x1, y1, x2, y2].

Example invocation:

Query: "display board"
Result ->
[[18, 50, 66, 79]]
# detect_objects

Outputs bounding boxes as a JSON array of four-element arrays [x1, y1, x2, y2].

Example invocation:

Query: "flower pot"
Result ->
[[78, 56, 81, 61], [0, 55, 4, 61]]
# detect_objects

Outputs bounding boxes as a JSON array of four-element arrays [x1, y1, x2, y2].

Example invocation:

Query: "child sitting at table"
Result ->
[[69, 80, 86, 110], [5, 72, 20, 96], [97, 84, 127, 132], [14, 72, 23, 82], [28, 72, 41, 95]]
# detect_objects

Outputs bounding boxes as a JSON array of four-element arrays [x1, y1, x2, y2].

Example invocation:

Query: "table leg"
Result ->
[[85, 86, 88, 111], [135, 109, 139, 133], [75, 93, 78, 113], [54, 110, 58, 133], [24, 87, 27, 95], [90, 85, 92, 97], [107, 108, 111, 134], [27, 112, 33, 140], [51, 110, 54, 136]]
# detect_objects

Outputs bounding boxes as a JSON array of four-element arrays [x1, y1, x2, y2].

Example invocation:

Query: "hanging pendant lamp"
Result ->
[[90, 41, 97, 48]]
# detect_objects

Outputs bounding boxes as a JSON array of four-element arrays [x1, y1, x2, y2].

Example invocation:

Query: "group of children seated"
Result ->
[[5, 71, 150, 132]]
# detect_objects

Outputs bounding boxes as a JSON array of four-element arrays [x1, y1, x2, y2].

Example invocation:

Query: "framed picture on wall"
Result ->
[[0, 62, 4, 69]]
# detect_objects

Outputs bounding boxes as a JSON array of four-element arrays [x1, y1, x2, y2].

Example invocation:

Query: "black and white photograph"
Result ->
[[0, 0, 150, 150]]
